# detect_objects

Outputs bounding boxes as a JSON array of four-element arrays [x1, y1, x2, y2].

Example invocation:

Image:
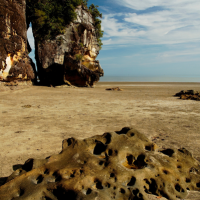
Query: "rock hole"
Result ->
[[110, 173, 115, 178], [44, 169, 49, 175], [132, 188, 139, 196], [177, 165, 181, 169], [114, 150, 118, 155], [104, 133, 112, 144], [108, 149, 113, 156], [163, 170, 169, 174], [95, 180, 103, 190], [22, 158, 34, 172], [105, 183, 111, 188], [86, 188, 92, 195], [175, 184, 184, 192], [160, 149, 174, 157], [196, 182, 200, 188], [53, 171, 62, 182], [70, 173, 75, 178], [159, 190, 169, 199], [130, 133, 135, 137], [99, 161, 104, 166], [145, 145, 154, 151], [44, 197, 52, 200], [116, 127, 131, 135], [186, 187, 190, 190], [104, 161, 109, 167], [186, 178, 191, 183], [127, 176, 136, 186], [67, 138, 73, 146], [19, 188, 24, 196], [53, 187, 77, 200], [126, 155, 134, 165], [144, 178, 157, 194], [80, 170, 83, 174], [113, 186, 116, 190], [133, 154, 147, 169], [93, 141, 107, 155], [36, 175, 44, 184], [120, 188, 125, 194]]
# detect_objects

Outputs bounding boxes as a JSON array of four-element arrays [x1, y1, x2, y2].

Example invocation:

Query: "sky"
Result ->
[[27, 0, 200, 80]]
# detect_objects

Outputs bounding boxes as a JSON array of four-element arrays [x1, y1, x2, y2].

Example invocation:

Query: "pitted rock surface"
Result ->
[[0, 127, 200, 200], [31, 4, 103, 87], [175, 90, 200, 101], [0, 0, 35, 82]]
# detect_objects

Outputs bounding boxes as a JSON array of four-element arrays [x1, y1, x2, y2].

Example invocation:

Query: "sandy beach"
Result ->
[[0, 82, 200, 198]]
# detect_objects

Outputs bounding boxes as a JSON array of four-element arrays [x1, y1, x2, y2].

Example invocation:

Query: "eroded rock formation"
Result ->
[[0, 0, 35, 83], [175, 90, 200, 101], [30, 5, 103, 87], [1, 127, 200, 200]]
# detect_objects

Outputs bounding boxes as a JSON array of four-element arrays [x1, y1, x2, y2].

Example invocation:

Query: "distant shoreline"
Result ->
[[99, 76, 200, 83]]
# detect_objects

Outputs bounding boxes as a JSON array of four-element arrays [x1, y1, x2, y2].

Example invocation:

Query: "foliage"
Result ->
[[89, 4, 104, 49], [75, 54, 83, 62], [27, 0, 82, 41], [26, 0, 103, 50]]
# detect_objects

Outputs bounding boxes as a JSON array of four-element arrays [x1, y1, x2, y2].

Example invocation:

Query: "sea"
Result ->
[[99, 76, 200, 82]]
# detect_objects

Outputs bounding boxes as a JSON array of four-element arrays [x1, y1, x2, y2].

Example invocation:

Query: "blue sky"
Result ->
[[27, 0, 200, 79]]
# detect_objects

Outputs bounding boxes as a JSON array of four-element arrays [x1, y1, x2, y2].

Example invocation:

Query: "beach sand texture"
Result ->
[[0, 82, 200, 199]]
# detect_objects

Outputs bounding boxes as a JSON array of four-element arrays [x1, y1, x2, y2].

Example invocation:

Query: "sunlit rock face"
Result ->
[[0, 0, 35, 82], [32, 5, 103, 87]]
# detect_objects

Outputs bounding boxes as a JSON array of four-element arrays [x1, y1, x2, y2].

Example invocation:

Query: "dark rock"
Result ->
[[0, 0, 35, 82], [175, 90, 200, 101], [1, 127, 200, 200]]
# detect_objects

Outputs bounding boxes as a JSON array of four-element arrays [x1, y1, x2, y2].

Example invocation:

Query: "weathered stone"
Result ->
[[0, 0, 35, 82], [106, 87, 123, 91], [0, 127, 200, 200], [31, 5, 103, 87], [175, 90, 200, 101]]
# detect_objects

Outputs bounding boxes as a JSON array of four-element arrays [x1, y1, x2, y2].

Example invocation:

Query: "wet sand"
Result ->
[[0, 82, 200, 199]]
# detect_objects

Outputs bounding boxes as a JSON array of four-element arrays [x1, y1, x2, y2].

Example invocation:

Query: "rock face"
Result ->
[[0, 0, 35, 82], [31, 5, 103, 87], [175, 90, 200, 101], [1, 127, 200, 200]]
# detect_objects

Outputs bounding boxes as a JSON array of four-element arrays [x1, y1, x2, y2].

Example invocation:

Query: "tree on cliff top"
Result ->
[[26, 0, 103, 49]]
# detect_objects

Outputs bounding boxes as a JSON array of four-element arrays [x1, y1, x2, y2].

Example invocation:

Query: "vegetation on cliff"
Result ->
[[26, 0, 103, 49]]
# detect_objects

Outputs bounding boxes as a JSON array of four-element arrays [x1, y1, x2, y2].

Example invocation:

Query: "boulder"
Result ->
[[175, 90, 200, 101], [0, 127, 200, 200]]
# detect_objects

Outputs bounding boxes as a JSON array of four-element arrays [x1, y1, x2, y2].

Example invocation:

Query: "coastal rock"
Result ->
[[175, 90, 200, 101], [106, 87, 123, 91], [1, 127, 200, 200], [30, 5, 103, 87], [0, 0, 35, 82]]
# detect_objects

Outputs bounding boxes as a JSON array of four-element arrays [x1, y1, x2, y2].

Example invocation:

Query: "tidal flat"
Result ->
[[0, 82, 200, 199]]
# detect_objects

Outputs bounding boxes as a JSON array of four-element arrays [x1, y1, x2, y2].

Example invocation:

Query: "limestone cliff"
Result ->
[[30, 4, 103, 87], [0, 0, 35, 82]]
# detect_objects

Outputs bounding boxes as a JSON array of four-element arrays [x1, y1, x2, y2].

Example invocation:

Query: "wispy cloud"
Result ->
[[102, 0, 200, 47]]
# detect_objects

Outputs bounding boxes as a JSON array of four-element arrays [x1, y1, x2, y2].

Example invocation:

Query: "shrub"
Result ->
[[26, 0, 103, 50]]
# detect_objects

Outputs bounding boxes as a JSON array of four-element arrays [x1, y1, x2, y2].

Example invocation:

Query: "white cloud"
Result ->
[[102, 0, 200, 47]]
